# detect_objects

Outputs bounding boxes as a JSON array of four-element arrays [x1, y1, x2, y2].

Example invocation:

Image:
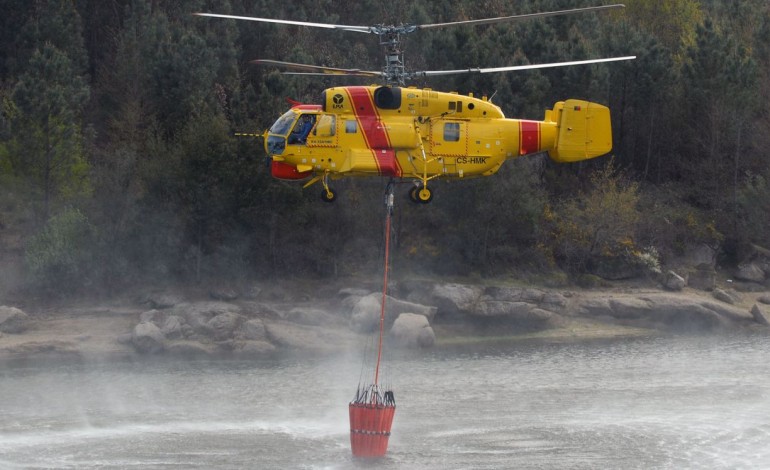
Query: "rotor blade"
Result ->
[[417, 4, 626, 30], [252, 59, 383, 78], [413, 56, 636, 77], [193, 12, 372, 33]]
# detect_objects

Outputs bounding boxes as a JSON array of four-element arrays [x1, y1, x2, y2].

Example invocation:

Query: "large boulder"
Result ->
[[132, 321, 166, 353], [169, 302, 240, 335], [238, 319, 267, 341], [663, 271, 686, 291], [210, 287, 239, 301], [160, 315, 184, 340], [390, 313, 435, 348], [206, 312, 244, 341], [286, 307, 340, 326], [688, 266, 716, 291], [0, 306, 29, 333], [143, 293, 182, 309], [576, 294, 752, 331], [712, 288, 742, 305], [751, 304, 770, 326], [430, 283, 483, 317], [735, 263, 766, 283], [265, 320, 356, 353], [349, 293, 436, 333], [233, 340, 276, 357]]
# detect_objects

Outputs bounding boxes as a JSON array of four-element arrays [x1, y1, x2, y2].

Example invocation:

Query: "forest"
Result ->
[[1, 0, 769, 296]]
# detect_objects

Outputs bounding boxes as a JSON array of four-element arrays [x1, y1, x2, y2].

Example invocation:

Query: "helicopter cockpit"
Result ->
[[266, 106, 326, 154]]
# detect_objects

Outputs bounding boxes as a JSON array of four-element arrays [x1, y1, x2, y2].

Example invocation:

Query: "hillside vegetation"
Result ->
[[1, 0, 769, 296]]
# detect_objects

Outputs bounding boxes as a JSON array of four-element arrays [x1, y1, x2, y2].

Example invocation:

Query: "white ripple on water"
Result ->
[[0, 417, 347, 450]]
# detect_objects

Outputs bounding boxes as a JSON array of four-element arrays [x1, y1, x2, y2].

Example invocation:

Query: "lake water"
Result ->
[[1, 334, 769, 469]]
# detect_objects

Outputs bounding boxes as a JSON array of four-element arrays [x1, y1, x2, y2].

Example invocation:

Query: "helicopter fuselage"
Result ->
[[265, 85, 612, 201]]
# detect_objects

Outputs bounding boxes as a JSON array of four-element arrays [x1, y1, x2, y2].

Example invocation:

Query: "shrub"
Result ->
[[25, 207, 94, 294], [545, 162, 642, 274]]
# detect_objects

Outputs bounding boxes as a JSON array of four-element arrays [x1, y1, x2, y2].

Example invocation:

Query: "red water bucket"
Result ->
[[349, 402, 396, 457]]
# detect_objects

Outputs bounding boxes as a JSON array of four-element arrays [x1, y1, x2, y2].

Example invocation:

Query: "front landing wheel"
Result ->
[[417, 186, 433, 204], [321, 188, 337, 203]]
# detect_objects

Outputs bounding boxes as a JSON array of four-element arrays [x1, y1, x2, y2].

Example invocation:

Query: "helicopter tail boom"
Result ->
[[546, 99, 613, 162]]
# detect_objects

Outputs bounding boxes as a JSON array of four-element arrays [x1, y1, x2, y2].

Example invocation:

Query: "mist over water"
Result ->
[[2, 334, 769, 469]]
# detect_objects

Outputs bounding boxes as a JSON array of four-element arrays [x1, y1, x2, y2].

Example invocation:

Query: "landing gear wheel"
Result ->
[[321, 188, 337, 203], [417, 186, 433, 204], [409, 186, 420, 203]]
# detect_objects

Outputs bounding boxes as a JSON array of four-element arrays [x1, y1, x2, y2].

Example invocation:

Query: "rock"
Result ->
[[145, 293, 182, 309], [132, 321, 166, 354], [417, 328, 436, 348], [577, 298, 614, 318], [265, 321, 356, 353], [161, 315, 184, 340], [242, 285, 262, 300], [430, 283, 482, 317], [484, 286, 544, 303], [239, 319, 267, 341], [750, 304, 770, 326], [758, 295, 770, 305], [735, 263, 766, 283], [349, 295, 381, 333], [139, 309, 162, 323], [608, 298, 653, 319], [688, 267, 716, 291], [233, 340, 276, 357], [541, 292, 569, 310], [166, 341, 215, 357], [206, 312, 244, 341], [0, 306, 29, 333], [338, 288, 370, 297], [170, 302, 240, 335], [712, 288, 742, 305], [286, 307, 338, 326], [683, 243, 717, 268], [663, 271, 686, 291], [473, 301, 533, 317], [575, 294, 753, 331], [210, 287, 239, 301], [390, 313, 434, 348], [349, 293, 436, 333]]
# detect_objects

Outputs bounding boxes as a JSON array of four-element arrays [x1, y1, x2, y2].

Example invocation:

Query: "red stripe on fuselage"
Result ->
[[519, 120, 540, 155], [345, 87, 402, 177]]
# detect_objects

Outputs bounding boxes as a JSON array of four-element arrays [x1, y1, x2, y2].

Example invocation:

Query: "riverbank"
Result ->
[[1, 278, 769, 363]]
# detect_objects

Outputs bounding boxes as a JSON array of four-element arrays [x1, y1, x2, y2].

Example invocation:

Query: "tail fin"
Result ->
[[546, 99, 612, 163]]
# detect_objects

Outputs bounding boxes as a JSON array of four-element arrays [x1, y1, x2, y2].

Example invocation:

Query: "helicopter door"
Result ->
[[306, 114, 337, 147], [430, 120, 467, 158]]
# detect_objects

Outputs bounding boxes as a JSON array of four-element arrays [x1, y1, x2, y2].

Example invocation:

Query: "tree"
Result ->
[[11, 43, 91, 221]]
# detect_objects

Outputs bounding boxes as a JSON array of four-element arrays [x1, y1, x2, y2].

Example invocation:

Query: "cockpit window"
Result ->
[[269, 110, 297, 135]]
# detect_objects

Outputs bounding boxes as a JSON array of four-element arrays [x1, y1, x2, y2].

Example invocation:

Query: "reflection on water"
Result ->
[[1, 334, 769, 469]]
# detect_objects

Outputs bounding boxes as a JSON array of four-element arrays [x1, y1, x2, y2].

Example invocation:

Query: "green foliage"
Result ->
[[737, 173, 770, 248], [7, 2, 91, 221], [1, 0, 769, 291], [545, 162, 641, 273], [25, 207, 94, 293]]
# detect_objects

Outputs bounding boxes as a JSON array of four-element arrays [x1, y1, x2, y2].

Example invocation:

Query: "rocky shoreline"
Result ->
[[2, 277, 769, 363]]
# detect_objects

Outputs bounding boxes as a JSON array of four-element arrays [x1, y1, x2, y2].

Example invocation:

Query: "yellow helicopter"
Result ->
[[195, 5, 635, 203]]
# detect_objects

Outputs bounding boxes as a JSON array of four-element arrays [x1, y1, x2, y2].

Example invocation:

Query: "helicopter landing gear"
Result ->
[[320, 172, 336, 203], [409, 184, 433, 204], [321, 187, 337, 202]]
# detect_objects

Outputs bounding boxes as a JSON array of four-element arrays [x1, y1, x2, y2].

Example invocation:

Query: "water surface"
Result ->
[[1, 334, 768, 469]]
